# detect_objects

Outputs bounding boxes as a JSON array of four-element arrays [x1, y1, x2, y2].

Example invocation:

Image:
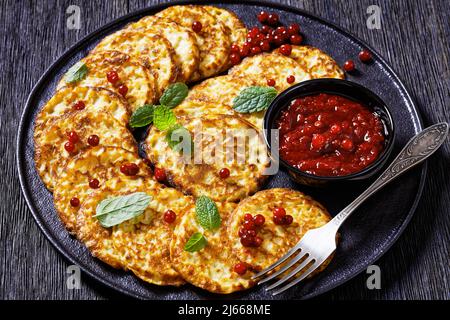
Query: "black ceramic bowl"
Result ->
[[264, 79, 395, 186]]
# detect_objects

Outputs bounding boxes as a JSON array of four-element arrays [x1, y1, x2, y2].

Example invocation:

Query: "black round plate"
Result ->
[[17, 0, 426, 299]]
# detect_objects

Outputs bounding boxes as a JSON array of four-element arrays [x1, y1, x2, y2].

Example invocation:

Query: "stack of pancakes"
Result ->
[[34, 5, 343, 293]]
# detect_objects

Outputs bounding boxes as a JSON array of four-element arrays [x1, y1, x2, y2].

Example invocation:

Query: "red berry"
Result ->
[[265, 33, 274, 44], [284, 215, 294, 225], [246, 229, 257, 238], [274, 26, 286, 35], [260, 25, 272, 34], [64, 141, 75, 153], [290, 34, 303, 45], [67, 131, 79, 144], [192, 21, 202, 32], [238, 227, 246, 237], [250, 46, 262, 56], [311, 134, 326, 150], [243, 219, 255, 230], [359, 50, 372, 63], [163, 210, 176, 223], [118, 84, 128, 96], [70, 197, 80, 207], [287, 23, 300, 35], [273, 215, 285, 225], [106, 70, 119, 84], [255, 33, 265, 42], [257, 11, 269, 23], [89, 178, 100, 189], [230, 53, 241, 65], [72, 101, 85, 110], [267, 79, 276, 87], [244, 213, 253, 222], [343, 60, 355, 72], [259, 40, 271, 52], [234, 262, 247, 275], [267, 13, 279, 26], [249, 27, 260, 37], [287, 75, 295, 84], [240, 43, 251, 57], [230, 44, 240, 53], [273, 207, 286, 218], [87, 134, 99, 146], [240, 234, 254, 247], [253, 214, 265, 226], [154, 167, 166, 182], [273, 34, 284, 46], [120, 163, 139, 176], [253, 236, 263, 247], [341, 139, 354, 151], [219, 167, 230, 179], [330, 124, 342, 134], [279, 44, 292, 56]]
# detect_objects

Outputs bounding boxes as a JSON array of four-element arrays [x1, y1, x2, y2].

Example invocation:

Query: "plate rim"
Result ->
[[16, 0, 427, 300]]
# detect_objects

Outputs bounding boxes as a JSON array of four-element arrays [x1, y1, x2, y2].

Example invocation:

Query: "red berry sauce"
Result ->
[[276, 93, 385, 177]]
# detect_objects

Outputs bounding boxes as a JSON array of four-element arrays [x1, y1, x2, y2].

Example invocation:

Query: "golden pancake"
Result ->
[[53, 146, 150, 232], [34, 110, 137, 191], [57, 50, 157, 111], [156, 5, 231, 81], [171, 201, 254, 293], [144, 114, 270, 202]]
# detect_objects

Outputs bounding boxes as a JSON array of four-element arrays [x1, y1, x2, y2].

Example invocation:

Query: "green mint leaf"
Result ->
[[94, 192, 151, 228], [129, 104, 154, 128], [65, 61, 89, 83], [165, 124, 193, 154], [233, 86, 277, 113], [195, 196, 221, 230], [159, 82, 189, 108], [184, 232, 207, 252], [153, 105, 177, 130]]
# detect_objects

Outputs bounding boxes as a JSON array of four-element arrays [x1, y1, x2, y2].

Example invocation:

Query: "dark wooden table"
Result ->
[[1, 0, 449, 300]]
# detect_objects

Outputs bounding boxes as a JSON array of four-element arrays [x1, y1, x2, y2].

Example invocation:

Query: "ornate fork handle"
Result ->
[[331, 122, 449, 228]]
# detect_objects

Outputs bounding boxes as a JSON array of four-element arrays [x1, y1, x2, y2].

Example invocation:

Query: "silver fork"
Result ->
[[253, 122, 449, 295]]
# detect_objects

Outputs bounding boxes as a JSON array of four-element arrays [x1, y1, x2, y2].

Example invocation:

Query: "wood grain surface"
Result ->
[[1, 0, 449, 300]]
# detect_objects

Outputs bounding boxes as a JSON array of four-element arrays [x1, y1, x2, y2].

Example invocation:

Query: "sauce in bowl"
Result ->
[[276, 93, 385, 177]]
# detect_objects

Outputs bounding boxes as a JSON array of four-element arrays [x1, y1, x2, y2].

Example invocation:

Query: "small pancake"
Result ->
[[34, 86, 130, 141], [227, 188, 332, 273], [273, 45, 345, 79], [77, 176, 188, 286], [34, 110, 137, 191], [170, 201, 254, 293], [184, 75, 264, 130], [203, 6, 247, 70], [229, 52, 312, 91], [144, 114, 270, 202], [93, 29, 178, 97], [57, 50, 157, 111], [156, 5, 231, 81], [127, 16, 200, 83], [53, 146, 151, 232]]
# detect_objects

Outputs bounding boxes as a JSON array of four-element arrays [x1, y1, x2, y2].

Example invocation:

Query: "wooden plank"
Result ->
[[1, 0, 448, 299]]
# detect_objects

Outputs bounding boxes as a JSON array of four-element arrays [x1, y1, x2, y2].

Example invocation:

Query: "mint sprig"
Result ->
[[129, 82, 188, 129], [160, 83, 188, 108], [233, 86, 277, 113], [153, 105, 176, 130], [184, 232, 207, 252], [195, 196, 221, 230], [65, 61, 89, 83], [94, 192, 152, 228], [129, 104, 154, 128]]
